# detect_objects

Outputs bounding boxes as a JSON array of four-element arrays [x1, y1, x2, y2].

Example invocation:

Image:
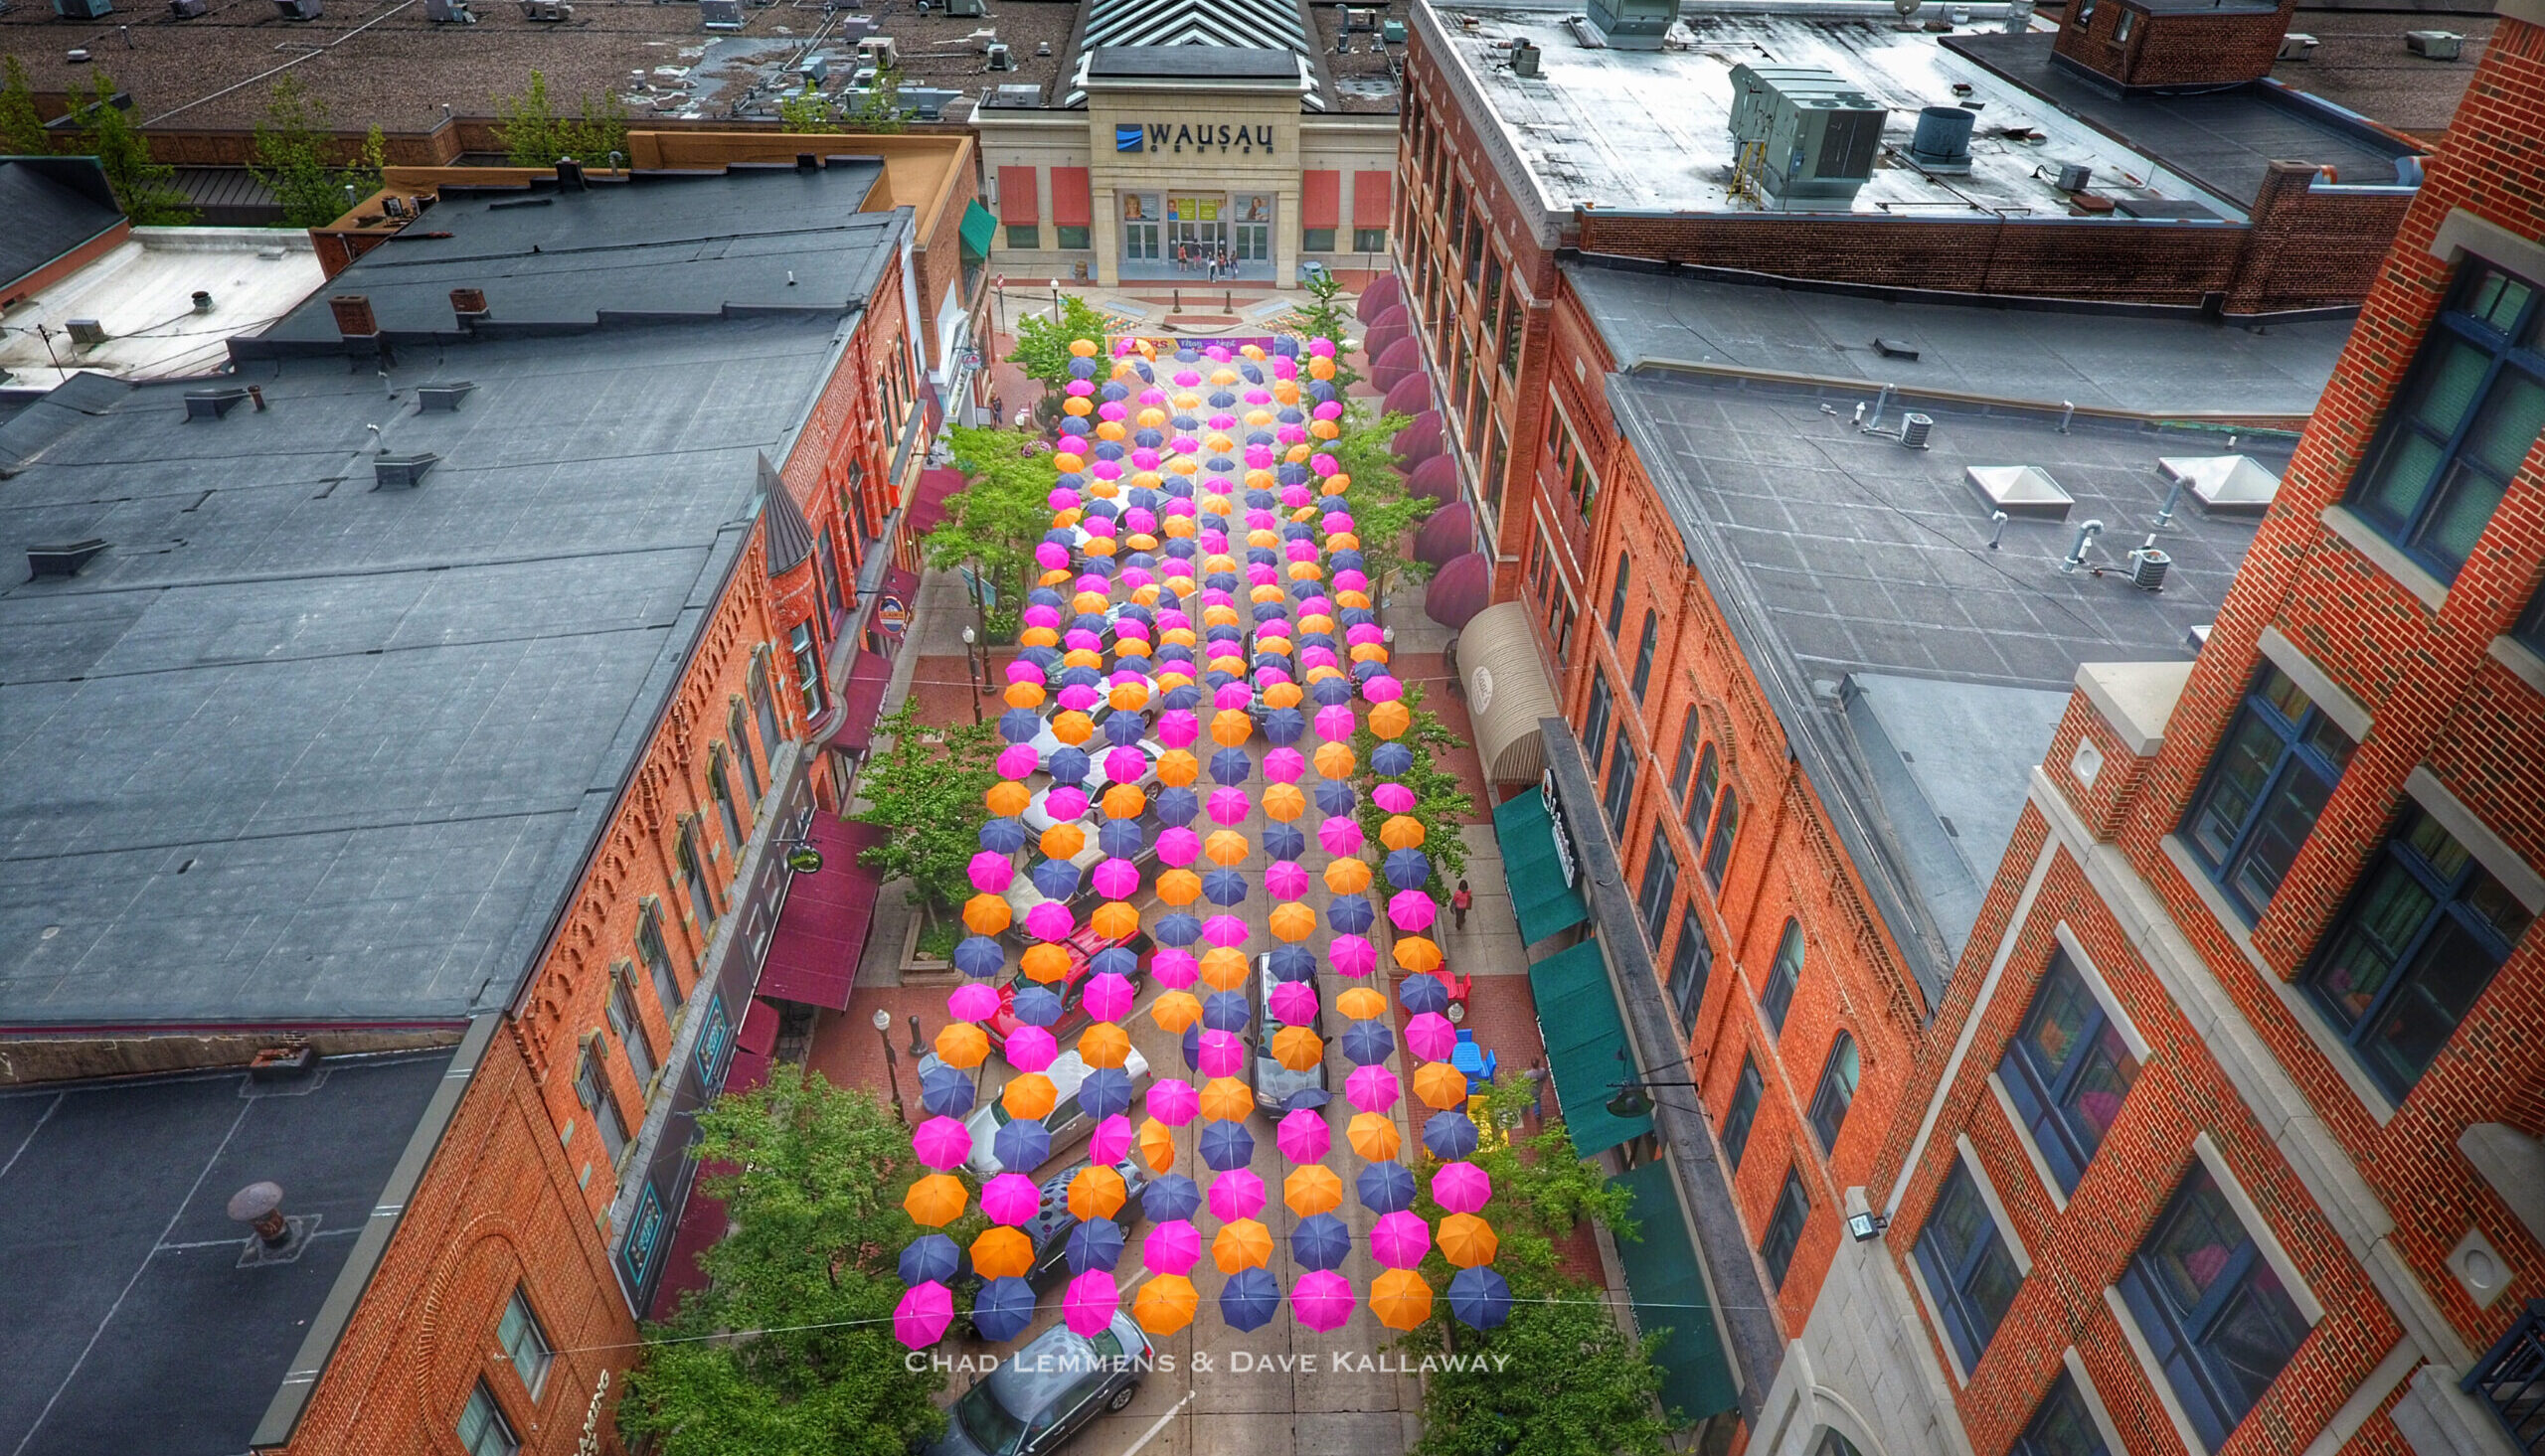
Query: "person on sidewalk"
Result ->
[[1450, 880, 1473, 931], [989, 394, 1004, 428], [1523, 1057, 1548, 1124]]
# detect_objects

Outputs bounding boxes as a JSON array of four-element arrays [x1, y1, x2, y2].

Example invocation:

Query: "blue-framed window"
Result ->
[[1669, 902, 1712, 1034], [1806, 1032, 1858, 1155], [2119, 1167, 2310, 1451], [1583, 671, 1613, 763], [2015, 1374, 2112, 1456], [2181, 663, 2356, 921], [2346, 260, 2545, 582], [1760, 918, 1802, 1035], [2462, 1298, 2545, 1455], [1603, 723, 1637, 836], [1998, 951, 2140, 1196], [1636, 825, 1679, 948], [1914, 1162, 2022, 1372], [2305, 803, 2531, 1099], [1721, 1055, 1763, 1169], [696, 993, 735, 1084], [1762, 1168, 1810, 1288], [1702, 790, 1740, 891], [620, 1179, 668, 1291], [1630, 609, 1658, 702]]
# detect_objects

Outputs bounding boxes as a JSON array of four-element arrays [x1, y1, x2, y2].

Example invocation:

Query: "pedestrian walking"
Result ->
[[1523, 1058, 1548, 1122], [1450, 879, 1473, 931], [1176, 243, 1189, 273], [989, 393, 1004, 428]]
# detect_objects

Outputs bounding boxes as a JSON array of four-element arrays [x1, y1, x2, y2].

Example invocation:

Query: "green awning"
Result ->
[[1609, 1159, 1741, 1423], [959, 199, 998, 261], [1493, 790, 1588, 945], [1527, 939, 1651, 1156]]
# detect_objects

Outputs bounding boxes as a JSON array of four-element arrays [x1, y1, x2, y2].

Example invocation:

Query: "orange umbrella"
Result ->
[[904, 1173, 968, 1227], [1380, 815, 1427, 851], [1199, 947, 1251, 991], [1439, 1213, 1499, 1268], [1018, 627, 1061, 649], [1368, 702, 1411, 739], [1108, 682, 1149, 712], [971, 1225, 1034, 1280], [1069, 1164, 1127, 1221], [1370, 1269, 1433, 1331], [1050, 711, 1095, 745], [1394, 935, 1443, 973], [1210, 710, 1253, 746], [1350, 642, 1391, 665], [1090, 901, 1140, 939], [1347, 1112, 1401, 1161], [1336, 986, 1388, 1020], [1272, 1026, 1324, 1071], [1414, 1061, 1469, 1110], [1139, 1117, 1177, 1174], [1103, 784, 1147, 820], [1156, 749, 1200, 786], [1079, 1022, 1132, 1069], [1285, 1165, 1344, 1217], [1198, 1076, 1255, 1123], [1151, 990, 1203, 1034], [1313, 742, 1356, 778], [1324, 859, 1372, 894], [1133, 1275, 1200, 1336], [1003, 1071, 1058, 1120], [1262, 783, 1306, 822], [1211, 1218, 1273, 1273], [1040, 823, 1087, 861], [1004, 682, 1047, 710], [985, 779, 1032, 819], [1022, 944, 1071, 983], [934, 1022, 989, 1069], [1157, 868, 1203, 905], [962, 893, 1013, 937], [1268, 902, 1316, 942], [1204, 831, 1250, 867]]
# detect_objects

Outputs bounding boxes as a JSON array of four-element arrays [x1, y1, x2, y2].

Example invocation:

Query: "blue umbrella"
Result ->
[[1090, 946, 1140, 980], [999, 708, 1042, 744], [1061, 664, 1104, 690], [1202, 991, 1251, 1032], [1262, 822, 1306, 861], [1143, 1174, 1201, 1220], [1180, 1022, 1202, 1071], [1032, 858, 1082, 901], [1080, 1066, 1133, 1119], [1220, 1267, 1281, 1332], [980, 818, 1028, 854], [1163, 685, 1205, 712], [1048, 746, 1091, 786], [1424, 1110, 1480, 1159], [1385, 849, 1432, 891], [1012, 985, 1065, 1027], [1448, 1266, 1512, 1330], [1154, 911, 1203, 947], [954, 936, 1006, 978], [1209, 748, 1253, 785], [994, 1118, 1051, 1172], [1266, 945, 1316, 982], [1202, 868, 1250, 906], [1199, 1121, 1255, 1171], [1156, 786, 1201, 826], [1314, 781, 1356, 815], [1398, 974, 1448, 1016], [1329, 550, 1366, 574], [1289, 1213, 1352, 1272], [1371, 742, 1415, 776], [1340, 1021, 1395, 1065], [1309, 676, 1354, 706], [972, 1277, 1037, 1343], [1067, 1216, 1125, 1273], [1262, 709, 1306, 745], [1098, 819, 1144, 859], [1104, 712, 1146, 746], [1028, 587, 1065, 608], [920, 1065, 977, 1118], [901, 1233, 961, 1287], [1357, 1162, 1417, 1214], [1327, 896, 1376, 934]]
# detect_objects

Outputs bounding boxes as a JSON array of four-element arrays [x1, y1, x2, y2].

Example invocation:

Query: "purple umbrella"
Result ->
[[1317, 817, 1364, 856], [1197, 1029, 1247, 1077], [1208, 1169, 1268, 1221], [1433, 1161, 1493, 1214], [1405, 1013, 1456, 1063], [1268, 980, 1318, 1027], [1329, 935, 1378, 978], [1264, 861, 1310, 899], [1064, 1270, 1120, 1337], [1293, 1270, 1356, 1333], [1345, 1063, 1401, 1113], [947, 983, 1001, 1023], [912, 1116, 973, 1170], [982, 1173, 1041, 1226], [1083, 971, 1136, 1023], [1370, 1211, 1432, 1269], [1144, 1219, 1202, 1277], [1389, 890, 1437, 932], [894, 1281, 954, 1349], [1147, 1079, 1199, 1126], [1208, 787, 1252, 825], [1276, 1106, 1331, 1163]]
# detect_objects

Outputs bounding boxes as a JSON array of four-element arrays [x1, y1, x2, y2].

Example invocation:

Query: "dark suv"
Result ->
[[925, 1314, 1154, 1456]]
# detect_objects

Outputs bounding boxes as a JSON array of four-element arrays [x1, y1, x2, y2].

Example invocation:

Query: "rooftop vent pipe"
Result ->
[[229, 1182, 291, 1247], [556, 156, 586, 189]]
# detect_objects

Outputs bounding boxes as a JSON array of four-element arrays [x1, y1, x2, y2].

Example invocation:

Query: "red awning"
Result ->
[[1353, 171, 1393, 230], [738, 997, 779, 1056], [645, 1166, 731, 1321], [1051, 167, 1093, 228], [754, 817, 886, 1010], [908, 466, 964, 540], [998, 166, 1039, 226], [828, 651, 894, 752], [1301, 170, 1340, 231]]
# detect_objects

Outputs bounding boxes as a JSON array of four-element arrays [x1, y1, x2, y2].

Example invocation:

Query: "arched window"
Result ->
[[1808, 1032, 1860, 1153], [1607, 552, 1630, 640], [1701, 787, 1740, 890], [1630, 609, 1658, 702], [1760, 917, 1802, 1034]]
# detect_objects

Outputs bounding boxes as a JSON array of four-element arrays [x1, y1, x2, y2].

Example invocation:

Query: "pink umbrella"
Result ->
[[1144, 1219, 1202, 1276], [1317, 817, 1364, 856], [1093, 859, 1141, 899], [1057, 685, 1101, 713], [1203, 914, 1250, 948], [969, 852, 1015, 893], [1314, 706, 1356, 741], [948, 982, 1001, 1022], [1148, 1079, 1199, 1126], [1329, 935, 1377, 978], [1345, 1063, 1401, 1113], [1215, 684, 1253, 711], [1333, 568, 1369, 593], [1264, 747, 1306, 782], [1268, 980, 1318, 1027], [1265, 861, 1310, 899], [1024, 603, 1064, 628], [1346, 623, 1386, 647], [1047, 785, 1093, 820], [1104, 746, 1149, 784], [1293, 1271, 1356, 1333], [1197, 1030, 1248, 1077], [1363, 676, 1404, 705], [1433, 1161, 1493, 1214], [997, 744, 1040, 779], [982, 1172, 1042, 1225], [1025, 901, 1076, 942], [1370, 1211, 1432, 1269], [1157, 710, 1200, 747], [1084, 971, 1135, 1022], [913, 1116, 973, 1170], [1064, 629, 1103, 654], [1208, 1169, 1268, 1221], [1005, 1025, 1059, 1073], [1390, 890, 1437, 932], [1064, 1270, 1120, 1337], [1152, 948, 1200, 990], [895, 1281, 954, 1349], [1090, 1114, 1133, 1166], [1371, 783, 1415, 814], [1405, 1013, 1456, 1062], [1157, 826, 1202, 867], [1208, 787, 1252, 825], [1276, 1107, 1330, 1163]]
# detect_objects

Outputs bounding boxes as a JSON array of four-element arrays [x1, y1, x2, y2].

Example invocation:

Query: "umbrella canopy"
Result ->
[[1202, 867, 1250, 905], [1346, 1111, 1402, 1162], [1345, 1062, 1401, 1113], [972, 1276, 1037, 1343], [1423, 1110, 1480, 1160], [982, 1172, 1041, 1225], [1412, 1061, 1469, 1111], [1220, 1267, 1282, 1332], [1005, 1025, 1060, 1075], [1082, 1066, 1135, 1121], [1439, 1213, 1499, 1269], [1448, 1266, 1512, 1329], [1083, 971, 1136, 1022], [1146, 1079, 1199, 1126], [1202, 990, 1251, 1032], [954, 936, 1007, 977], [1268, 901, 1318, 942], [1079, 1021, 1133, 1070], [1369, 1268, 1434, 1332], [1207, 1168, 1268, 1221], [1198, 1075, 1255, 1123], [992, 1118, 1052, 1173], [1133, 1274, 1200, 1337], [1292, 1270, 1356, 1333], [972, 1225, 1035, 1281], [1144, 1218, 1202, 1276], [1317, 817, 1366, 858], [899, 1233, 960, 1288], [1138, 1117, 1177, 1174], [1405, 1012, 1456, 1062], [1339, 1020, 1395, 1065], [1202, 912, 1251, 946], [1266, 945, 1318, 983], [1389, 889, 1438, 933], [1012, 985, 1066, 1028], [1143, 1173, 1202, 1222], [1067, 1215, 1127, 1273], [1397, 974, 1449, 1016], [1327, 897, 1377, 935], [1272, 1026, 1324, 1071], [1268, 979, 1318, 1027], [1090, 1113, 1132, 1168], [1383, 851, 1432, 893], [1276, 1106, 1331, 1163], [1063, 1270, 1120, 1337], [1200, 947, 1253, 991], [1356, 1161, 1418, 1214], [913, 1116, 973, 1170], [933, 1022, 989, 1069], [904, 1173, 969, 1227], [1198, 1120, 1255, 1171], [1289, 1212, 1353, 1272], [1336, 986, 1387, 1021], [1069, 1164, 1129, 1221], [947, 982, 1002, 1022], [1264, 860, 1311, 898], [1370, 1210, 1432, 1269], [1002, 1073, 1060, 1124], [1433, 1161, 1494, 1214], [1211, 1218, 1273, 1273], [1151, 990, 1203, 1035], [1197, 1029, 1248, 1078], [894, 1281, 954, 1350], [1284, 1164, 1345, 1217]]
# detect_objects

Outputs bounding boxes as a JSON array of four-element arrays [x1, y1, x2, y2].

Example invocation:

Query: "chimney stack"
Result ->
[[450, 287, 490, 326], [328, 294, 378, 339], [228, 1182, 291, 1247], [555, 156, 585, 190]]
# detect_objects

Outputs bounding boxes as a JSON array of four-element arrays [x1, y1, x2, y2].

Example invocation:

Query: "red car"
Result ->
[[984, 927, 1155, 1050]]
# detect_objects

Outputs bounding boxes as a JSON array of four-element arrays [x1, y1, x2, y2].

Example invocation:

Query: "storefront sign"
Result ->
[[1123, 122, 1278, 155], [876, 593, 909, 634], [575, 1369, 611, 1456], [1540, 767, 1580, 890]]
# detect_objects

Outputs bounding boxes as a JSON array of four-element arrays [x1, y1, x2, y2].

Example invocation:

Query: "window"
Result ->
[[2515, 580, 2545, 659], [458, 1382, 520, 1456], [676, 816, 718, 929], [497, 1289, 554, 1399], [1763, 1168, 1810, 1288], [620, 1180, 667, 1290], [1499, 285, 1525, 379], [1671, 711, 1700, 798], [1669, 903, 1712, 1033], [2305, 803, 2532, 1098], [2076, 0, 2095, 22], [729, 699, 765, 805], [1302, 228, 1337, 252], [2119, 1167, 2309, 1451], [576, 1050, 629, 1170], [1721, 1056, 1763, 1169], [1915, 1164, 2023, 1371], [1461, 203, 1485, 278], [1005, 223, 1040, 249], [1603, 723, 1638, 836], [2183, 663, 2356, 920], [606, 966, 656, 1093], [1354, 227, 1389, 252], [1760, 918, 1802, 1035], [1806, 1033, 1859, 1154], [1688, 742, 1720, 839], [817, 533, 847, 634], [2463, 1300, 2545, 1455], [1583, 672, 1613, 763], [1703, 791, 1740, 891], [2114, 8, 2135, 41], [1636, 826, 1679, 947], [1607, 553, 1630, 640], [1056, 225, 1092, 249], [2015, 1375, 2113, 1456], [2347, 261, 2544, 581], [1481, 252, 1503, 329], [709, 743, 746, 862], [637, 897, 684, 1019], [789, 622, 826, 718], [1630, 610, 1658, 702], [1485, 417, 1507, 516], [1999, 951, 2140, 1195], [751, 652, 784, 757]]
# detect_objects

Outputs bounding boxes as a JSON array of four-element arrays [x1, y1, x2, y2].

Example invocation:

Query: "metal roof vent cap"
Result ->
[[375, 452, 439, 488], [229, 1181, 319, 1264], [418, 381, 476, 410], [27, 540, 108, 579], [185, 387, 252, 420]]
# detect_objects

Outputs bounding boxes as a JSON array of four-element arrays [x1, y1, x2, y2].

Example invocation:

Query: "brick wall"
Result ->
[[2052, 0, 2295, 88]]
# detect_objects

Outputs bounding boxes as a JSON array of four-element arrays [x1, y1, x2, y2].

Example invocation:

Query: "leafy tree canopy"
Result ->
[[927, 425, 1060, 639], [2, 57, 49, 155], [493, 69, 627, 169], [1353, 680, 1475, 899], [853, 702, 1001, 917], [1005, 295, 1117, 396], [250, 78, 386, 229], [61, 75, 193, 224], [1329, 401, 1436, 604]]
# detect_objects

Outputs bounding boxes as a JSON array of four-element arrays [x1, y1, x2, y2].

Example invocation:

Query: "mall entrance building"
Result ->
[[974, 0, 1400, 289]]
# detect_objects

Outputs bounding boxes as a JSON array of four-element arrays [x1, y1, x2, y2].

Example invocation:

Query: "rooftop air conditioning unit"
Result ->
[[65, 318, 108, 347], [1584, 0, 1679, 50], [2277, 31, 2315, 60], [799, 54, 829, 83], [520, 0, 573, 19], [169, 0, 209, 17], [1509, 38, 1541, 76], [273, 0, 321, 19], [1727, 64, 1887, 209], [900, 84, 960, 118], [945, 0, 982, 15], [2404, 29, 2460, 58], [985, 41, 1013, 69], [856, 34, 898, 66], [985, 82, 1042, 106], [701, 0, 746, 29]]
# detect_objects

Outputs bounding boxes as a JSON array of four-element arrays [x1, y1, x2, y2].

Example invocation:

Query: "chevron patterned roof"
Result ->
[[1064, 0, 1329, 108]]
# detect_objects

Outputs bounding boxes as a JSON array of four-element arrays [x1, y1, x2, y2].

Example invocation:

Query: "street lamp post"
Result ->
[[960, 624, 984, 723], [873, 1007, 907, 1125]]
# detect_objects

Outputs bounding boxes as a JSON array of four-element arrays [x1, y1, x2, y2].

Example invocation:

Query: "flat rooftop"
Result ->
[[1565, 261, 2352, 417], [0, 1052, 451, 1456], [1426, 4, 2247, 226], [0, 313, 847, 1026], [2268, 9, 2498, 139], [0, 229, 326, 393], [1607, 367, 2294, 994]]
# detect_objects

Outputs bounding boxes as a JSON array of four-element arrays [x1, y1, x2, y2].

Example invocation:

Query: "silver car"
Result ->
[[1248, 954, 1331, 1112], [924, 1315, 1153, 1456]]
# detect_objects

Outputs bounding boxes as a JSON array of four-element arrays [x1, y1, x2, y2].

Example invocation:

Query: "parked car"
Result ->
[[925, 1314, 1154, 1456], [952, 1156, 1151, 1301], [1025, 722, 1163, 781], [983, 927, 1155, 1050], [1248, 953, 1331, 1112], [964, 1047, 1153, 1180]]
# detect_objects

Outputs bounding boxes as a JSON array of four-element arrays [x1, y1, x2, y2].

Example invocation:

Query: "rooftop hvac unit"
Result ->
[[2277, 31, 2315, 60], [1509, 37, 1540, 76], [1727, 64, 1887, 209], [856, 34, 898, 65], [832, 13, 876, 43], [2404, 29, 2460, 58], [985, 81, 1042, 106], [799, 54, 829, 82], [54, 0, 112, 18], [700, 0, 745, 28], [1584, 0, 1679, 49], [169, 0, 208, 17], [985, 41, 1013, 69], [1381, 17, 1406, 43], [424, 0, 476, 19], [900, 84, 960, 118], [273, 0, 321, 19], [2054, 161, 2092, 191], [519, 0, 573, 19], [1905, 104, 1973, 172], [65, 318, 108, 346], [945, 0, 982, 15]]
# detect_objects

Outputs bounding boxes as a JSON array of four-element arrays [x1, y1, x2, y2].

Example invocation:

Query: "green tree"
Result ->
[[846, 66, 909, 134], [1284, 268, 1362, 389], [64, 75, 192, 224], [616, 1064, 950, 1456], [777, 85, 846, 133], [853, 702, 1001, 927], [2, 57, 49, 155], [1353, 680, 1475, 899], [929, 424, 1063, 644], [1005, 295, 1118, 424], [250, 79, 387, 228], [494, 70, 626, 168], [1329, 400, 1436, 606]]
